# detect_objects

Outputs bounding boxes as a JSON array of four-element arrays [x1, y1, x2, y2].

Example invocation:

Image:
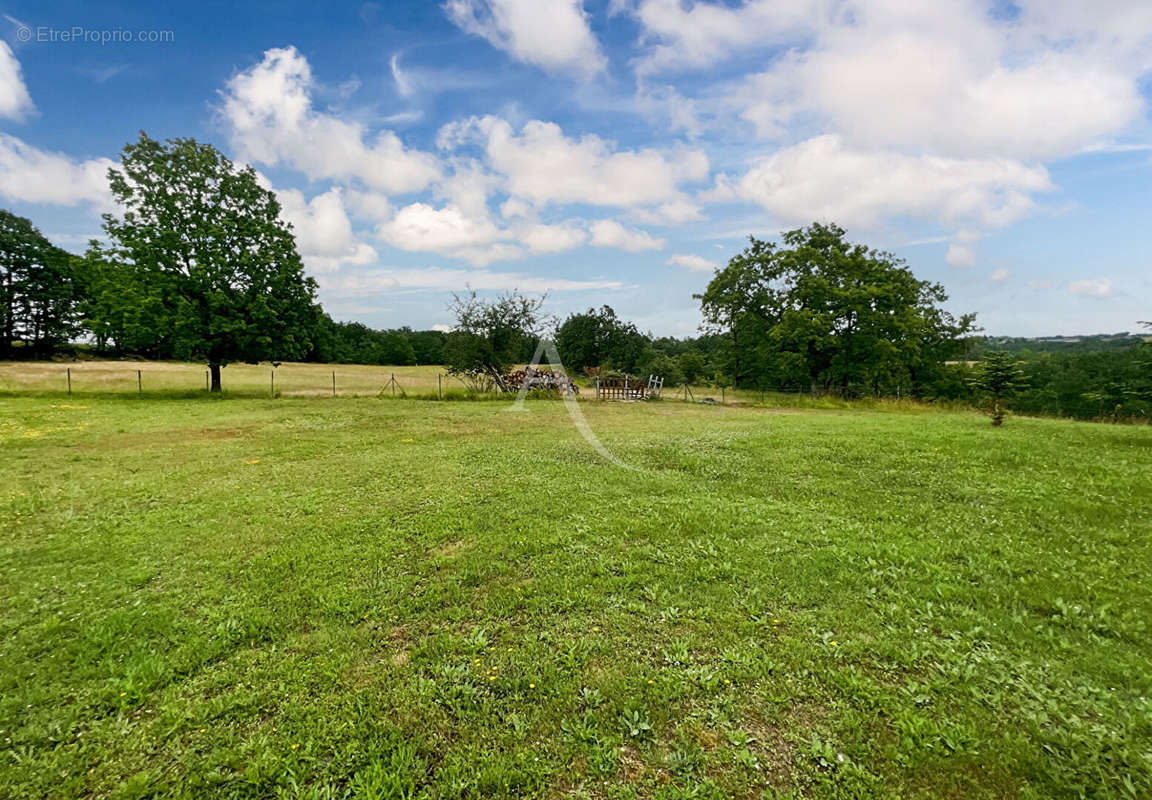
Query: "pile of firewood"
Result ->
[[503, 367, 579, 395]]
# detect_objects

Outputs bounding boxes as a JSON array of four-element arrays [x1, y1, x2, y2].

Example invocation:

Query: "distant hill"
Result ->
[[970, 332, 1149, 356]]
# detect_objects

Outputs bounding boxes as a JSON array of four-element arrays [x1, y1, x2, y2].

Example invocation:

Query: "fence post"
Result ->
[[271, 368, 275, 398], [438, 373, 442, 399], [205, 370, 209, 391], [138, 369, 142, 395], [332, 371, 336, 397], [391, 373, 396, 397], [67, 367, 71, 395]]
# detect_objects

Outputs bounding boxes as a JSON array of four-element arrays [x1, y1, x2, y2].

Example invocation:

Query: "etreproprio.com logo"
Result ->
[[16, 25, 175, 45]]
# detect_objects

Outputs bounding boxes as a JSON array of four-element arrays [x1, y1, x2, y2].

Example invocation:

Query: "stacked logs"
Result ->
[[503, 367, 579, 395]]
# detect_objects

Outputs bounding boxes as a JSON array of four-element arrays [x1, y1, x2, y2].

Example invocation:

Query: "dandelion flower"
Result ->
[[592, 626, 600, 632], [291, 743, 298, 750], [246, 458, 260, 465], [529, 683, 535, 689], [830, 641, 838, 647]]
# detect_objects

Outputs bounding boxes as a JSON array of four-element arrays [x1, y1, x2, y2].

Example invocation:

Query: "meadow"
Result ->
[[1, 388, 1150, 798]]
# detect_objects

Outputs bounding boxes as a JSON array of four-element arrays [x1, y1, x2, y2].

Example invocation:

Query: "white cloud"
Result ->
[[0, 134, 115, 209], [439, 115, 708, 212], [219, 47, 441, 194], [377, 199, 661, 264], [377, 202, 519, 266], [589, 219, 665, 251], [520, 221, 587, 254], [723, 1, 1149, 161], [631, 0, 817, 76], [0, 41, 34, 120], [724, 135, 1053, 230], [945, 243, 976, 269], [627, 199, 704, 225], [276, 187, 377, 273], [390, 53, 414, 98], [945, 230, 981, 269], [666, 254, 715, 273], [319, 265, 622, 294], [443, 0, 606, 78], [990, 268, 1011, 283], [1068, 278, 1114, 298]]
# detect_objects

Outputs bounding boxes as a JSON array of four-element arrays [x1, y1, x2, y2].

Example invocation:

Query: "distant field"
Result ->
[[1, 396, 1150, 798], [0, 360, 451, 397], [0, 360, 780, 405]]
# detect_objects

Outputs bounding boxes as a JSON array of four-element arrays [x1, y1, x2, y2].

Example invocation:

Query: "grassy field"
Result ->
[[0, 361, 772, 405], [0, 361, 451, 398], [1, 393, 1150, 798]]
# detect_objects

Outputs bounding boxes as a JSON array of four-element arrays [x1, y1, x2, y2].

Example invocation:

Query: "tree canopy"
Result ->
[[444, 290, 547, 391], [92, 132, 320, 390], [555, 305, 647, 374], [0, 210, 79, 357], [697, 223, 976, 396]]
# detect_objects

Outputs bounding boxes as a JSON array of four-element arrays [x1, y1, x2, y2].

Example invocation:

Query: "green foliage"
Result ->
[[555, 305, 647, 373], [95, 132, 319, 389], [0, 209, 80, 356], [697, 223, 976, 396], [444, 290, 547, 391], [968, 351, 1027, 425]]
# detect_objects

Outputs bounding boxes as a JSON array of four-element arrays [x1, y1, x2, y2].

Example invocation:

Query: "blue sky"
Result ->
[[1, 0, 1150, 337]]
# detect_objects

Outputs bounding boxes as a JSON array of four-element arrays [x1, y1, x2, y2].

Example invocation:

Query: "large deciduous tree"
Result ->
[[555, 305, 646, 373], [697, 223, 976, 396], [0, 209, 79, 357], [97, 133, 319, 390]]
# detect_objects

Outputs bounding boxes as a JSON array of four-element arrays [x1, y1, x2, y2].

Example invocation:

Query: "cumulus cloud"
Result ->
[[990, 268, 1011, 283], [721, 135, 1053, 230], [376, 202, 518, 266], [1068, 278, 1114, 298], [0, 134, 115, 209], [630, 0, 817, 76], [666, 254, 715, 273], [319, 265, 622, 294], [219, 47, 441, 194], [439, 115, 708, 212], [945, 230, 981, 269], [0, 41, 34, 120], [276, 187, 377, 273], [443, 0, 606, 78], [589, 219, 665, 251], [720, 1, 1149, 161]]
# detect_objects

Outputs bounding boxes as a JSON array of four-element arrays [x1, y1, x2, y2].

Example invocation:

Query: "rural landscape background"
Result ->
[[4, 1, 1152, 798]]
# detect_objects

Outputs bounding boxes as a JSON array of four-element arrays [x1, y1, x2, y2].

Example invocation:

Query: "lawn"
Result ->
[[1, 394, 1150, 798]]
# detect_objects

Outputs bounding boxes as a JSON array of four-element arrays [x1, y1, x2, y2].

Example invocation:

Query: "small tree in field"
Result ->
[[445, 290, 548, 392], [969, 351, 1026, 426], [99, 132, 319, 391]]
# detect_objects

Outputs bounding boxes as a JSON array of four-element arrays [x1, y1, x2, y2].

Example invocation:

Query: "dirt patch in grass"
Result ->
[[428, 539, 467, 558]]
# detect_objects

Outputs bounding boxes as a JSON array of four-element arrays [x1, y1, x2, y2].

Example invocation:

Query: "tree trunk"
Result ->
[[209, 363, 222, 392]]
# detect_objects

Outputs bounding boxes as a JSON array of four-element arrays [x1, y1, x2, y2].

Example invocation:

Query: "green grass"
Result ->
[[1, 395, 1150, 798]]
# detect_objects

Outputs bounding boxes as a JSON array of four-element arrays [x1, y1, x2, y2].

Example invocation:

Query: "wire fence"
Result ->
[[0, 362, 476, 398], [0, 362, 764, 406]]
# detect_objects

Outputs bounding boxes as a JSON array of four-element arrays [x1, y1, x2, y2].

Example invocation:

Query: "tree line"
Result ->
[[1, 131, 1148, 419]]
